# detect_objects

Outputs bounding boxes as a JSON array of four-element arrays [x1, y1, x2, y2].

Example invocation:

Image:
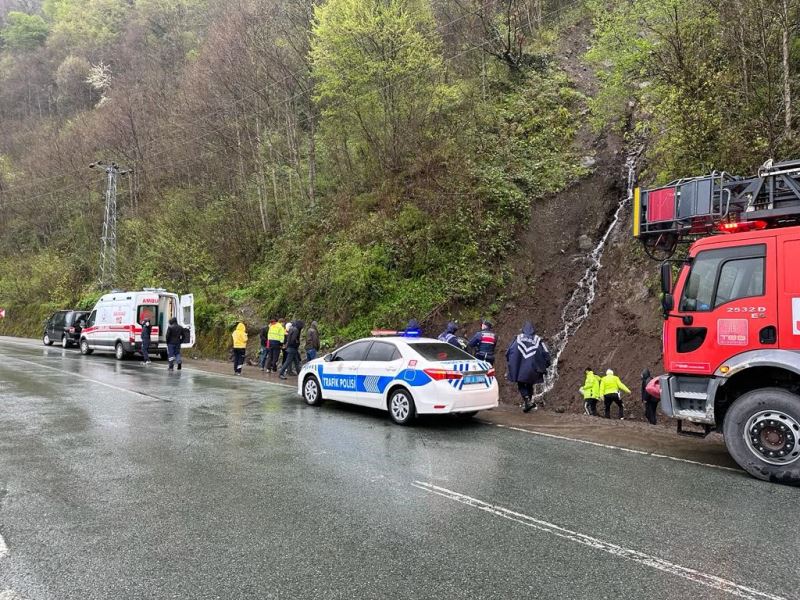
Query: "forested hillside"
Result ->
[[1, 0, 800, 405]]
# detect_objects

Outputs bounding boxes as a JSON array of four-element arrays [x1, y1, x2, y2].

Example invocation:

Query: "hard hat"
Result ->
[[606, 369, 614, 376]]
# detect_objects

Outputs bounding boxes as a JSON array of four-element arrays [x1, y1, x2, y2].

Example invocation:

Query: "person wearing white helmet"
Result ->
[[600, 368, 630, 419]]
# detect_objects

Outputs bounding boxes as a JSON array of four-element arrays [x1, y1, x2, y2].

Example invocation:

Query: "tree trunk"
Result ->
[[782, 0, 792, 138]]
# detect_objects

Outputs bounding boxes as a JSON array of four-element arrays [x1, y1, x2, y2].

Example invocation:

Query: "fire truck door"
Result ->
[[778, 237, 800, 351], [669, 241, 777, 374]]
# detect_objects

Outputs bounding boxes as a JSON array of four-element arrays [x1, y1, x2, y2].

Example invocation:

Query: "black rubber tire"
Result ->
[[302, 375, 324, 406], [722, 387, 800, 486], [61, 335, 70, 349], [159, 351, 168, 361], [114, 342, 127, 361], [388, 388, 416, 425], [80, 339, 93, 355], [43, 334, 53, 346]]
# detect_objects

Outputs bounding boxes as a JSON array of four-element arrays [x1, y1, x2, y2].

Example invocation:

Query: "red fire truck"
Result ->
[[635, 159, 800, 484]]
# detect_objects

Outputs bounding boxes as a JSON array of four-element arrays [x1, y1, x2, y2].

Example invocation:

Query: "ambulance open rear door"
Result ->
[[180, 293, 195, 348]]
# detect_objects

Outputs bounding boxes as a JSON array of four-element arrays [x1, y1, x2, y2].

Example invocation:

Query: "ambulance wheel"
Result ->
[[388, 388, 416, 425], [114, 342, 127, 361], [723, 388, 800, 486], [80, 339, 93, 355], [43, 334, 53, 346], [303, 375, 323, 406]]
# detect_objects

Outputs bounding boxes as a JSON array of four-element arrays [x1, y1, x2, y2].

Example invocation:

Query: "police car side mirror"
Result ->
[[323, 353, 333, 362]]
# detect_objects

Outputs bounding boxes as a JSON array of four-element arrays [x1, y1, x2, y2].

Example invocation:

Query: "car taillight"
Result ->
[[487, 368, 495, 377], [423, 368, 463, 381]]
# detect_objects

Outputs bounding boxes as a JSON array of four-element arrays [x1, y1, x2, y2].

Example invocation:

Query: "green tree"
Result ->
[[1, 11, 49, 51], [43, 0, 130, 53], [311, 0, 451, 183]]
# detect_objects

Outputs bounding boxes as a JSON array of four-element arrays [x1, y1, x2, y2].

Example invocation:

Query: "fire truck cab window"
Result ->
[[680, 244, 766, 312]]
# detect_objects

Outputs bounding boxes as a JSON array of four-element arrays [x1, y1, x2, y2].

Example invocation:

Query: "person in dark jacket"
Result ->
[[438, 321, 461, 348], [468, 319, 497, 364], [306, 321, 320, 362], [140, 314, 153, 364], [505, 322, 551, 413], [258, 325, 269, 371], [641, 368, 659, 425], [279, 320, 304, 379], [165, 317, 184, 371]]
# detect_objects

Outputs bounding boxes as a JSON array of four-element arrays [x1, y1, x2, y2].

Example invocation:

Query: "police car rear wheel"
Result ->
[[388, 389, 415, 425], [303, 376, 323, 406]]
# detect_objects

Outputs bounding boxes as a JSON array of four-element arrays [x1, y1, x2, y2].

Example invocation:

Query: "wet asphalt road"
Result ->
[[0, 338, 797, 600]]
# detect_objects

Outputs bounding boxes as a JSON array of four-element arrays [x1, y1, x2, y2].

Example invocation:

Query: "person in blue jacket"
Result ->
[[437, 321, 461, 347], [505, 321, 551, 413], [468, 319, 497, 364], [402, 319, 422, 338]]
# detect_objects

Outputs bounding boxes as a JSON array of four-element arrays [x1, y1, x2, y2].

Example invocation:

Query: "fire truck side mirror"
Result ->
[[660, 262, 673, 294], [661, 293, 674, 317]]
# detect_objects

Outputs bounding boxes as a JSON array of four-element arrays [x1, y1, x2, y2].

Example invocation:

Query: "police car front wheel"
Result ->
[[303, 375, 323, 406], [388, 389, 416, 425]]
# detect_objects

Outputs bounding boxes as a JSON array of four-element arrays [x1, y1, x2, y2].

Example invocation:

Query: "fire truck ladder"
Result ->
[[634, 158, 800, 257]]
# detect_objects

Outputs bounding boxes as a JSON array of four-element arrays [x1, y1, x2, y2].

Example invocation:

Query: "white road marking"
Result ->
[[0, 590, 25, 600], [485, 422, 741, 473], [0, 531, 8, 558], [412, 481, 787, 600]]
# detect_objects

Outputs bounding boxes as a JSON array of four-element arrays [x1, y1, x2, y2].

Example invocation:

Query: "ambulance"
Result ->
[[79, 288, 195, 360]]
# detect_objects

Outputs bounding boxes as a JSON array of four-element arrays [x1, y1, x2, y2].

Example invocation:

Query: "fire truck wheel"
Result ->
[[723, 387, 800, 486]]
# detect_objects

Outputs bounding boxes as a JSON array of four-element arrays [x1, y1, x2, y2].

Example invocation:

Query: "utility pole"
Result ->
[[89, 161, 131, 289]]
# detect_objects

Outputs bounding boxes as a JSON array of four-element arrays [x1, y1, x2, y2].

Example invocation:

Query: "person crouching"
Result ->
[[505, 321, 551, 413]]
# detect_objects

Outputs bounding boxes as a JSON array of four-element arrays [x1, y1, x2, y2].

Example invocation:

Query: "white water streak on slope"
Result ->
[[533, 146, 643, 401]]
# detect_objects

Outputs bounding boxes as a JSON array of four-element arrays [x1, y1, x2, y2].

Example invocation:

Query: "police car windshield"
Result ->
[[407, 342, 473, 362]]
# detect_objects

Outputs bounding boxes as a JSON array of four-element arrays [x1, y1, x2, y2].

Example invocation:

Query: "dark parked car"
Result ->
[[43, 310, 90, 348]]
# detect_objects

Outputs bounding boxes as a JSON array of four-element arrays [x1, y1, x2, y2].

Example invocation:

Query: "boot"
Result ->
[[522, 397, 533, 413]]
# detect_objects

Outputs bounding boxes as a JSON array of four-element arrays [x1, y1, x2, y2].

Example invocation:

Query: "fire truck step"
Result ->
[[676, 420, 712, 438]]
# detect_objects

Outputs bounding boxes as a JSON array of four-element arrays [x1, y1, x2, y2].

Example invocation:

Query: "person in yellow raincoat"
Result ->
[[232, 322, 248, 375], [600, 369, 630, 419], [580, 367, 601, 416]]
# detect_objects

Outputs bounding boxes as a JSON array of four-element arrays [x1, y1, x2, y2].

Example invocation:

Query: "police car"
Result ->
[[297, 336, 499, 424]]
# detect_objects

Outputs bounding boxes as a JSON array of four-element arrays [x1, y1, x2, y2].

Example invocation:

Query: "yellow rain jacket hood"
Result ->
[[232, 322, 248, 349]]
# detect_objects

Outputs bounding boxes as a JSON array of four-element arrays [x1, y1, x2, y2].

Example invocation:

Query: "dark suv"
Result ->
[[43, 310, 90, 348]]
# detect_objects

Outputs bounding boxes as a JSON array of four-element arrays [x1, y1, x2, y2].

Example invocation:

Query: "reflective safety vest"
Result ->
[[268, 323, 285, 344], [581, 371, 601, 399], [600, 375, 631, 396]]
